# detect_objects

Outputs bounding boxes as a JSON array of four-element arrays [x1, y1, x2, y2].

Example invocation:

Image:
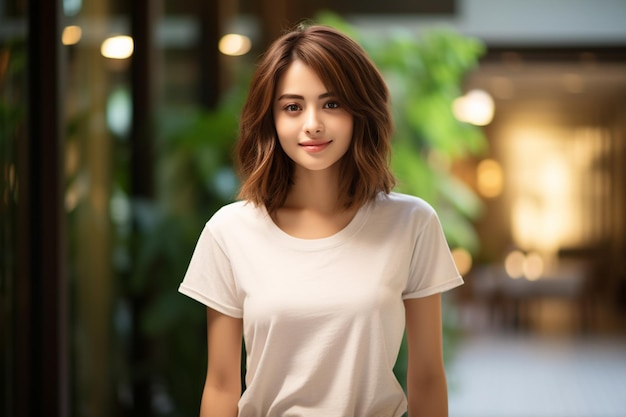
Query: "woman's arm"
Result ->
[[404, 293, 449, 417], [200, 307, 243, 417]]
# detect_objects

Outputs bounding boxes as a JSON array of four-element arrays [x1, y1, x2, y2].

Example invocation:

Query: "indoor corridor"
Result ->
[[447, 296, 626, 417], [448, 331, 626, 417]]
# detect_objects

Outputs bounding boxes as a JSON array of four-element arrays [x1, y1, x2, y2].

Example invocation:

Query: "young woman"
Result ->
[[179, 25, 463, 417]]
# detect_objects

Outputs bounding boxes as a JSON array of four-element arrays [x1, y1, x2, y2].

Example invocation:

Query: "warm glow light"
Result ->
[[452, 89, 495, 126], [218, 34, 251, 56], [505, 250, 525, 279], [524, 252, 544, 281], [477, 158, 503, 198], [451, 248, 473, 276], [62, 25, 82, 45], [511, 197, 537, 251], [101, 35, 134, 59], [509, 130, 575, 254]]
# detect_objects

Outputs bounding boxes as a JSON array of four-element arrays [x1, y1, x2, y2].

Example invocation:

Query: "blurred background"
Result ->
[[1, 1, 625, 416]]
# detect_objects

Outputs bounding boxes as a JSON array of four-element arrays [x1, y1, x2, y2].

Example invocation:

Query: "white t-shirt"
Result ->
[[179, 192, 463, 417]]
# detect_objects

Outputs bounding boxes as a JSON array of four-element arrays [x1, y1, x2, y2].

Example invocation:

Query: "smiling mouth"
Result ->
[[299, 140, 332, 152]]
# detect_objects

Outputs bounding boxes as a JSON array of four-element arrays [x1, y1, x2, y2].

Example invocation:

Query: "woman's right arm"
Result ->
[[200, 307, 243, 417]]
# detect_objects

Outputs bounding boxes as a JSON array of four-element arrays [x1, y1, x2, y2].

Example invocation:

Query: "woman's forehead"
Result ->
[[275, 59, 334, 97]]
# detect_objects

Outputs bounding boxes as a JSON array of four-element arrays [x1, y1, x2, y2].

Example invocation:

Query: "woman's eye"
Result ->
[[285, 104, 300, 112], [325, 102, 340, 109]]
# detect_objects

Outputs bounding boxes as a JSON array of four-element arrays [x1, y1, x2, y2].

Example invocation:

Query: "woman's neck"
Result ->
[[284, 167, 343, 214], [271, 167, 360, 239]]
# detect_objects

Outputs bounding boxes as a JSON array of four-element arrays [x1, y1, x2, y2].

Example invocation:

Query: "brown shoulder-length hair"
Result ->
[[236, 24, 395, 213]]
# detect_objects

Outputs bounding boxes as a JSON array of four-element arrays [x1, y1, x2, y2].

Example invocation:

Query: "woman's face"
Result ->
[[273, 59, 353, 175]]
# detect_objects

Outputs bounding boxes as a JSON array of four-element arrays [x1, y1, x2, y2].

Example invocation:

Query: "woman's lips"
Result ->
[[299, 140, 332, 153]]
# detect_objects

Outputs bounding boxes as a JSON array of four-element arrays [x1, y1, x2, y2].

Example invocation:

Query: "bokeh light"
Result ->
[[218, 34, 252, 56], [452, 248, 473, 276], [524, 252, 544, 281], [504, 250, 525, 279], [62, 25, 82, 46], [452, 89, 495, 126], [476, 158, 503, 198], [101, 35, 134, 59]]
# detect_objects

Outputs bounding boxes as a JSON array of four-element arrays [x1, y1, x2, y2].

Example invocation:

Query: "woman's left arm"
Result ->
[[404, 293, 449, 417]]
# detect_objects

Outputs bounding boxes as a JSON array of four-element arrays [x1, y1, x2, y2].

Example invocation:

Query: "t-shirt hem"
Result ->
[[178, 284, 243, 318], [402, 275, 464, 300]]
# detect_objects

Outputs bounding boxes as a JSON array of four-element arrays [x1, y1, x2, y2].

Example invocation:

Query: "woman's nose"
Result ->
[[304, 109, 323, 135]]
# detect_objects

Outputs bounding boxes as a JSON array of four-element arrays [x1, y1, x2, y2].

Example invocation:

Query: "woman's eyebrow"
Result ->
[[276, 92, 335, 101]]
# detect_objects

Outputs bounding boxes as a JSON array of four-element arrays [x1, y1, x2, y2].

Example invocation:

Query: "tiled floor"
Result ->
[[446, 332, 626, 417]]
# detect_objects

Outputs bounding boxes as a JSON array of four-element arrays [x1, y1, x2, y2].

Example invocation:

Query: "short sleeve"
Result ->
[[178, 223, 243, 318], [403, 210, 463, 299]]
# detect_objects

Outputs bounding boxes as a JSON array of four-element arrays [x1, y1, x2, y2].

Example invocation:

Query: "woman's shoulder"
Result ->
[[375, 191, 437, 217], [206, 200, 265, 230], [370, 192, 444, 238]]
